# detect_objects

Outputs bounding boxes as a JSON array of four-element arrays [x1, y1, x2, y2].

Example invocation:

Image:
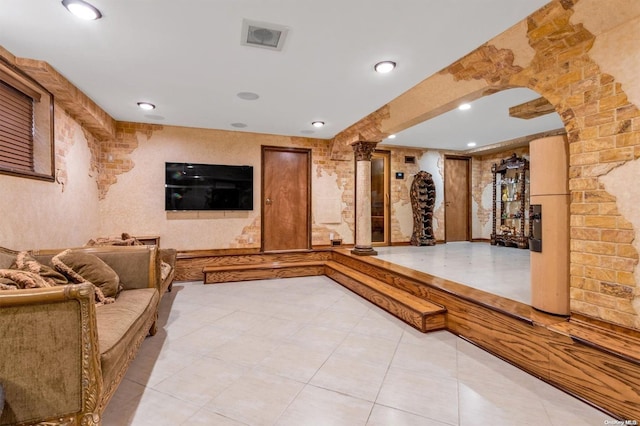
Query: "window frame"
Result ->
[[0, 57, 54, 182]]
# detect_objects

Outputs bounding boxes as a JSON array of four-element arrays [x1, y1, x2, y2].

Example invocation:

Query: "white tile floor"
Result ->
[[375, 243, 531, 304], [103, 275, 612, 426]]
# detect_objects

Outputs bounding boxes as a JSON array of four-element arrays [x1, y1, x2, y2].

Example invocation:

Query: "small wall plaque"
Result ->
[[395, 172, 404, 179]]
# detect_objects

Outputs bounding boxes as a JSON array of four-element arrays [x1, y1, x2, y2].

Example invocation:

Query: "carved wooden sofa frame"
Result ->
[[0, 246, 161, 426]]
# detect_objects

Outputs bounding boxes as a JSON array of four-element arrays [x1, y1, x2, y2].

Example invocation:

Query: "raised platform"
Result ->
[[175, 247, 640, 420], [325, 260, 446, 332]]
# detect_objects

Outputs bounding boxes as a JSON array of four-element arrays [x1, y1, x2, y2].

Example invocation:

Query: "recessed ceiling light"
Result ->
[[458, 103, 471, 111], [231, 122, 248, 128], [61, 0, 102, 20], [467, 142, 477, 147], [237, 92, 260, 101], [374, 61, 396, 73], [137, 102, 155, 111], [387, 134, 396, 139], [311, 121, 325, 128]]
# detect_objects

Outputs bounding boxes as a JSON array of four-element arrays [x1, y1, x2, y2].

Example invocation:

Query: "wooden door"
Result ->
[[444, 156, 470, 242], [371, 151, 390, 245], [261, 147, 311, 251]]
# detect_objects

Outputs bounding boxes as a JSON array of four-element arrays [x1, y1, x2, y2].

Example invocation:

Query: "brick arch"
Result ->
[[336, 0, 640, 328], [517, 2, 640, 327], [447, 1, 640, 327]]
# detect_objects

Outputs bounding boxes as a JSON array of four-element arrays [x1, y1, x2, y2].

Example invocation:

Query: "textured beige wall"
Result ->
[[97, 125, 447, 249], [98, 126, 260, 250], [0, 106, 100, 250], [588, 15, 640, 110], [97, 125, 359, 250]]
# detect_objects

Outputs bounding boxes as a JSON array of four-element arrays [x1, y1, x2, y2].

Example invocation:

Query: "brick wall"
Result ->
[[88, 122, 163, 200], [523, 2, 639, 327], [449, 2, 640, 327]]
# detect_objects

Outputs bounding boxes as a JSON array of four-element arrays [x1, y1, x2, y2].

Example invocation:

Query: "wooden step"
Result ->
[[324, 261, 446, 332], [203, 261, 325, 284]]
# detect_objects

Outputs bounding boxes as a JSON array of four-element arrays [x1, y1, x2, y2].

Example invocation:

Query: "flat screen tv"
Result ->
[[165, 162, 253, 211]]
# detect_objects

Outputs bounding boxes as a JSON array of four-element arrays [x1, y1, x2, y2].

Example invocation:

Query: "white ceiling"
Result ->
[[382, 87, 565, 151], [0, 0, 556, 148]]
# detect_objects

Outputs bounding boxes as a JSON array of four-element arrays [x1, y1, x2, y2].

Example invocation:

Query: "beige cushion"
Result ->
[[11, 251, 69, 286], [96, 288, 159, 388], [52, 249, 120, 298]]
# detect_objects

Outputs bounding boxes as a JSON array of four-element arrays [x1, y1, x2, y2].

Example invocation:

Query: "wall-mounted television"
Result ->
[[165, 162, 253, 211]]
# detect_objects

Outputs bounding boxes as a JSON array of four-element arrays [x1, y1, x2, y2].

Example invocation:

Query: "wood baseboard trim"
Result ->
[[177, 248, 261, 259]]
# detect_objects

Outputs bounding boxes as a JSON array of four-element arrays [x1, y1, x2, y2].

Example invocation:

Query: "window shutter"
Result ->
[[0, 80, 34, 172]]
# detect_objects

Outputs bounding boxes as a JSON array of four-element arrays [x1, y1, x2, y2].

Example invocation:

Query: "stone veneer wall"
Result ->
[[97, 126, 363, 250], [97, 128, 443, 249], [333, 0, 640, 329]]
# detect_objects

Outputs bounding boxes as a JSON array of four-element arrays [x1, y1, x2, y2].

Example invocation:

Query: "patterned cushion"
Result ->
[[0, 269, 52, 290], [11, 251, 69, 286], [52, 250, 118, 305]]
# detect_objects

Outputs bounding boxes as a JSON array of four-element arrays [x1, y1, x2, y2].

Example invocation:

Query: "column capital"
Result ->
[[351, 141, 378, 161]]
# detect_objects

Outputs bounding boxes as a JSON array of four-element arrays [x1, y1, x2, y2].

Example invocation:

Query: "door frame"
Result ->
[[371, 150, 391, 246], [444, 155, 471, 242], [260, 146, 312, 252]]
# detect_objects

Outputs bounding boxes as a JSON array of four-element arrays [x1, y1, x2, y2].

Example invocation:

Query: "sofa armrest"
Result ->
[[159, 249, 177, 294], [0, 284, 102, 425], [160, 248, 177, 268]]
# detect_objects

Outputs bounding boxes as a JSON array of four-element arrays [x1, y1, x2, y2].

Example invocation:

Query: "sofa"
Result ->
[[0, 245, 173, 425]]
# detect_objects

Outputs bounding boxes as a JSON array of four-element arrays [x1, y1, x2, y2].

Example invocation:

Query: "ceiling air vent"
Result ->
[[241, 19, 289, 51]]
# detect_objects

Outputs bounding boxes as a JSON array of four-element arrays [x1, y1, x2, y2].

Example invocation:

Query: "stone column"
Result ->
[[351, 141, 378, 256]]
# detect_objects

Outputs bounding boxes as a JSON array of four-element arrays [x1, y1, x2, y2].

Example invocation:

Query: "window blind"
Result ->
[[0, 80, 34, 172]]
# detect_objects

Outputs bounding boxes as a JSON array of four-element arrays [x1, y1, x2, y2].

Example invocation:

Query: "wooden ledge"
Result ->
[[548, 316, 640, 366], [177, 248, 261, 259], [203, 261, 325, 273], [330, 248, 561, 327]]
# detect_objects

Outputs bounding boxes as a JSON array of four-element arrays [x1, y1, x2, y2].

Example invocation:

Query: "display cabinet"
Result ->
[[491, 154, 530, 249]]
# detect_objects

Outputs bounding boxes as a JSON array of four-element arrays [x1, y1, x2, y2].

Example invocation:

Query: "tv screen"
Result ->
[[165, 162, 253, 211]]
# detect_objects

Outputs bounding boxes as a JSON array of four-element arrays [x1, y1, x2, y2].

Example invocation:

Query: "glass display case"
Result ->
[[491, 154, 530, 249]]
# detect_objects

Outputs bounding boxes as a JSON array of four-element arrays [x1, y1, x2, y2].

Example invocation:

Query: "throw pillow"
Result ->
[[11, 251, 69, 286], [0, 269, 52, 290], [52, 250, 119, 304]]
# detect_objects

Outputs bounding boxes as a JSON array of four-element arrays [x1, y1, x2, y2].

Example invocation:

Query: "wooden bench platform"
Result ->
[[203, 261, 325, 283], [324, 260, 446, 332]]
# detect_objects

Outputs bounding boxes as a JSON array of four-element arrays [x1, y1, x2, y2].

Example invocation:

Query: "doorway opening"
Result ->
[[371, 150, 391, 246]]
